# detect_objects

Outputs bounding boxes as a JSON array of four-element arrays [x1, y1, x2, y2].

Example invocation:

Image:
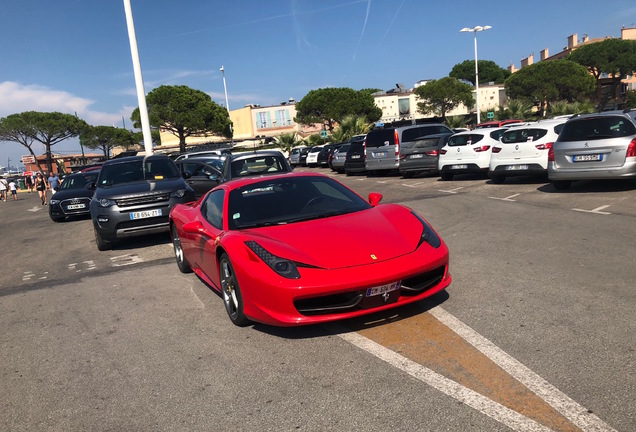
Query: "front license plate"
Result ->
[[410, 154, 424, 159], [66, 203, 86, 210], [573, 154, 602, 162], [130, 209, 162, 220], [451, 164, 468, 169], [366, 281, 401, 297], [374, 152, 387, 157], [506, 164, 528, 171]]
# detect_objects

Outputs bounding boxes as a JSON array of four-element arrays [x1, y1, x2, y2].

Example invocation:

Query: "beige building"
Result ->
[[159, 98, 325, 149], [373, 82, 508, 123], [512, 26, 636, 104]]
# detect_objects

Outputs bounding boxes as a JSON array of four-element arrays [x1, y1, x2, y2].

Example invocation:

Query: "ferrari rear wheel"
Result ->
[[219, 253, 250, 327], [171, 225, 192, 273]]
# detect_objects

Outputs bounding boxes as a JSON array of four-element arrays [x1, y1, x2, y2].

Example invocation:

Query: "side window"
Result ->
[[201, 189, 225, 229]]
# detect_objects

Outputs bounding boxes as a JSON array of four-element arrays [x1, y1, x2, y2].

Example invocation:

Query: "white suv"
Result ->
[[438, 128, 506, 180], [489, 119, 567, 184]]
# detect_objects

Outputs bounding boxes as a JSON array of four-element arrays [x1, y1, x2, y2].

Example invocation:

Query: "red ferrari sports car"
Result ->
[[169, 172, 451, 326]]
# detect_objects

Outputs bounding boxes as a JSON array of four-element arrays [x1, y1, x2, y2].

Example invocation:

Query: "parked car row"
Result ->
[[305, 110, 636, 191]]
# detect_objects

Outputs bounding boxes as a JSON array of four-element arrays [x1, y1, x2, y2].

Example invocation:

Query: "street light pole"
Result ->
[[460, 25, 491, 125], [220, 65, 234, 146]]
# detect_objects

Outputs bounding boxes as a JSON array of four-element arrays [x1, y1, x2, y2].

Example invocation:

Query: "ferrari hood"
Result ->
[[245, 205, 424, 269]]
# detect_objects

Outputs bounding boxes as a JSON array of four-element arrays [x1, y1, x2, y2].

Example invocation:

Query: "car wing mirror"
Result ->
[[86, 181, 96, 190], [368, 192, 383, 206], [183, 172, 192, 179], [182, 221, 211, 236]]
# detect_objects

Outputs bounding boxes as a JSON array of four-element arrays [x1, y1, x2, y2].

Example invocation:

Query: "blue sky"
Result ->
[[1, 0, 635, 170]]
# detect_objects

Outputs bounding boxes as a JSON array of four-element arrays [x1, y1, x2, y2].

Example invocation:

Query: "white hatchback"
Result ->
[[305, 146, 323, 167], [489, 119, 567, 184], [438, 128, 507, 180]]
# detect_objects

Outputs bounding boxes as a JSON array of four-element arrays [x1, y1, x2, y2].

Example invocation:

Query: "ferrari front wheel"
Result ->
[[171, 225, 192, 273], [219, 253, 250, 327]]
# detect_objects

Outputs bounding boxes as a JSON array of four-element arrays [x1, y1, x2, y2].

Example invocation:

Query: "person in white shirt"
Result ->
[[8, 179, 18, 201], [0, 176, 8, 202]]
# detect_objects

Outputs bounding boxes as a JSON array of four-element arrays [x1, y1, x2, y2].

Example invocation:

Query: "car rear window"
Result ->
[[502, 128, 548, 143], [413, 137, 442, 148], [365, 129, 395, 148], [448, 134, 484, 146], [402, 125, 451, 142], [559, 116, 636, 142], [348, 142, 364, 154]]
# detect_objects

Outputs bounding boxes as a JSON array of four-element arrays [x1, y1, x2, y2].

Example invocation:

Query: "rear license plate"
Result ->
[[506, 165, 528, 170], [352, 155, 361, 159], [130, 209, 162, 220], [451, 164, 468, 169], [374, 152, 387, 157], [573, 154, 602, 162], [410, 154, 424, 159], [66, 203, 86, 210], [366, 281, 401, 297]]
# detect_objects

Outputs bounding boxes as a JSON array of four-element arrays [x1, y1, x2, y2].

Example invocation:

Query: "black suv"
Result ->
[[89, 155, 195, 250], [220, 150, 293, 183], [317, 142, 346, 167], [344, 140, 366, 176]]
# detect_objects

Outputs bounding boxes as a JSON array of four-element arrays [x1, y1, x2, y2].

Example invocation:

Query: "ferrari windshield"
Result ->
[[227, 176, 371, 229]]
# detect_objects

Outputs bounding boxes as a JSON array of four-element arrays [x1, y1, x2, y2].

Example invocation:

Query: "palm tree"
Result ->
[[330, 115, 371, 142], [445, 115, 467, 129], [504, 99, 533, 120], [276, 132, 300, 155]]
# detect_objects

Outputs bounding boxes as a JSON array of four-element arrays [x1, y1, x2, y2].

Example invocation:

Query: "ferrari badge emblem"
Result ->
[[370, 254, 377, 260]]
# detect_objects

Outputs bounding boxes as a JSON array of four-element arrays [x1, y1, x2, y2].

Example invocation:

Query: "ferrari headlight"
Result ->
[[412, 211, 441, 249], [245, 240, 301, 279]]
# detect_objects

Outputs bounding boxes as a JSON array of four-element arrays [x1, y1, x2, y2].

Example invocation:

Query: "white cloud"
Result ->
[[0, 81, 131, 127]]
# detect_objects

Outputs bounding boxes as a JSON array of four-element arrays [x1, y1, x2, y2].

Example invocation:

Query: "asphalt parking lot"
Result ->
[[1, 171, 634, 431]]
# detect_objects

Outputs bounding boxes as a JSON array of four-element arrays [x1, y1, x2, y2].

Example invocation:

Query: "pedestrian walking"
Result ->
[[25, 174, 33, 193], [8, 179, 18, 200], [0, 176, 8, 202], [35, 172, 48, 205], [48, 171, 61, 195]]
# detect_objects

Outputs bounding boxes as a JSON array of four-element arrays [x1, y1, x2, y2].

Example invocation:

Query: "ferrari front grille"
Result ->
[[294, 292, 363, 316], [400, 266, 446, 295]]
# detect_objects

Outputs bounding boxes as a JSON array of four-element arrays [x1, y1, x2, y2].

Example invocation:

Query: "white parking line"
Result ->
[[438, 186, 464, 194], [572, 205, 611, 215], [429, 307, 616, 432], [27, 206, 42, 212], [489, 193, 521, 202], [402, 181, 428, 188], [110, 254, 143, 267], [339, 331, 553, 432]]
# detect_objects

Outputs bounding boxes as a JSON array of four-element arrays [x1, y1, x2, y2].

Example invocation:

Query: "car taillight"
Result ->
[[364, 140, 367, 159], [627, 138, 636, 157], [394, 130, 400, 156], [425, 150, 439, 156], [492, 147, 502, 153], [536, 142, 552, 150], [440, 149, 447, 155], [474, 145, 490, 152], [547, 142, 554, 161]]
